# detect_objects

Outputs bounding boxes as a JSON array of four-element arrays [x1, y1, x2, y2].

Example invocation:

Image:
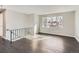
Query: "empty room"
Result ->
[[0, 5, 79, 53]]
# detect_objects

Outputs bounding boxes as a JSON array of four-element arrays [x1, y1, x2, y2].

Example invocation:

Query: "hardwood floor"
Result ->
[[0, 34, 79, 53]]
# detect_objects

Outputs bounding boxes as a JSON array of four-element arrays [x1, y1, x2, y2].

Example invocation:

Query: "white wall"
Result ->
[[75, 10, 79, 41], [5, 10, 30, 29], [4, 9, 78, 41], [39, 11, 75, 37], [26, 14, 34, 34], [26, 14, 34, 27], [5, 10, 34, 40], [33, 14, 39, 34], [26, 14, 39, 34]]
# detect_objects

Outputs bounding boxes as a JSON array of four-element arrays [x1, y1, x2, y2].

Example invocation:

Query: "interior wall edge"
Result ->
[[74, 35, 79, 42]]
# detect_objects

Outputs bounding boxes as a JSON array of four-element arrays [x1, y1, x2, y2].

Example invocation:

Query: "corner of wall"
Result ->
[[75, 34, 79, 42]]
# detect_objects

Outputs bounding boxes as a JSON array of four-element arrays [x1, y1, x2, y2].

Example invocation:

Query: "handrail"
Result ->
[[7, 27, 33, 43]]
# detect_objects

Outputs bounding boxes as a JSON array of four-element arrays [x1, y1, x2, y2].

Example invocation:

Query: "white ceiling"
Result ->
[[3, 5, 79, 15]]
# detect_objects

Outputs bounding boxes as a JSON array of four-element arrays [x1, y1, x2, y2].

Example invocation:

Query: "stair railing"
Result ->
[[7, 27, 33, 43]]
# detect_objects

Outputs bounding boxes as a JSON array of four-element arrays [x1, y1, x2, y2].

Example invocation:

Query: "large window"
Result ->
[[42, 16, 63, 28]]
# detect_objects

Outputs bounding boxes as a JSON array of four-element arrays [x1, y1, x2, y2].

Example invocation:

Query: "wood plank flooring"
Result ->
[[0, 34, 79, 53]]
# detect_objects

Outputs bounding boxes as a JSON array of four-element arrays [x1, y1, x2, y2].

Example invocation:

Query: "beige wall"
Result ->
[[0, 13, 3, 36], [39, 11, 75, 37], [75, 10, 79, 41]]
